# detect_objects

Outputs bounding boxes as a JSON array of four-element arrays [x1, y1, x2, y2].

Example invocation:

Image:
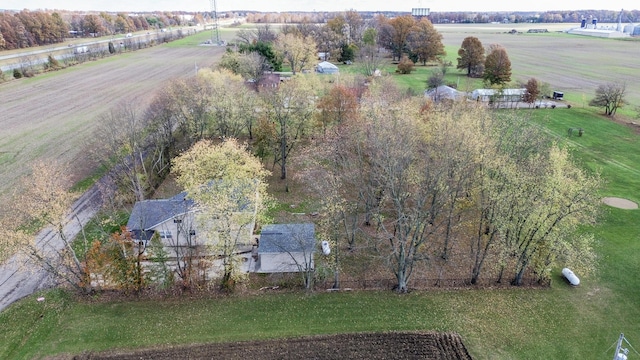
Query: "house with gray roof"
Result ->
[[251, 223, 316, 273], [126, 190, 255, 259], [127, 193, 193, 242]]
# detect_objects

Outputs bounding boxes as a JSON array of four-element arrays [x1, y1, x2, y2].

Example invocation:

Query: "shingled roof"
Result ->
[[258, 223, 316, 254], [126, 192, 195, 240]]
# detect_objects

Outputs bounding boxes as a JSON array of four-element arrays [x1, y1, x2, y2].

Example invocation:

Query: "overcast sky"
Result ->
[[2, 0, 638, 13]]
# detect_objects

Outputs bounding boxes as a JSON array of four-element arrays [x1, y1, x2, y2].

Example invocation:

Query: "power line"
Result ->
[[210, 0, 220, 45]]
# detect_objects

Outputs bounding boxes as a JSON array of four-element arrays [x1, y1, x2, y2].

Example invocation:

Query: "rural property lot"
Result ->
[[0, 43, 224, 200], [436, 23, 640, 106]]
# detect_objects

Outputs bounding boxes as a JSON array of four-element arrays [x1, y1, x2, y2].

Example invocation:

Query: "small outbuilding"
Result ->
[[470, 88, 525, 102], [552, 91, 564, 100], [252, 223, 316, 273], [425, 85, 466, 102], [316, 61, 339, 74]]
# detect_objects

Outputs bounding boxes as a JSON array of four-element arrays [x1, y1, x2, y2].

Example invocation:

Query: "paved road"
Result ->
[[0, 184, 103, 312]]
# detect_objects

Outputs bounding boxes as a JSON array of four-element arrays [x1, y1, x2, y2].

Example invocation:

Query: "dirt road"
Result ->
[[0, 41, 225, 312]]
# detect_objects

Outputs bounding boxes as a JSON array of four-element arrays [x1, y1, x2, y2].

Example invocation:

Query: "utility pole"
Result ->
[[210, 0, 220, 45]]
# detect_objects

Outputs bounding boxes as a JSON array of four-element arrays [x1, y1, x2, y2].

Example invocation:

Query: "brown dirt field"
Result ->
[[0, 43, 225, 200], [66, 332, 473, 360]]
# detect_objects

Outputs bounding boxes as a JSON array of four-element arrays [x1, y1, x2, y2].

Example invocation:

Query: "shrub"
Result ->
[[13, 68, 22, 79], [46, 55, 61, 70], [397, 56, 415, 74]]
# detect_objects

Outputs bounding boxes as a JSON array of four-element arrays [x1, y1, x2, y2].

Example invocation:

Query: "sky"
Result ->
[[2, 0, 638, 13]]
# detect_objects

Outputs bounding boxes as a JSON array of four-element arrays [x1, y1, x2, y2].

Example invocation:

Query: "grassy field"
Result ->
[[2, 24, 640, 359]]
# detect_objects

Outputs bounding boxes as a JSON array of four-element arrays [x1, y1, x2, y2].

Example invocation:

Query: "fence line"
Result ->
[[315, 277, 550, 291]]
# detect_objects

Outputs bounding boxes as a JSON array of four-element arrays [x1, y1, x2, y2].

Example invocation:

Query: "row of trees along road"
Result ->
[[0, 10, 191, 50]]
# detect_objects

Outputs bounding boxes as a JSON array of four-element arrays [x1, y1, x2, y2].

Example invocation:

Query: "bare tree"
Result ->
[[91, 101, 152, 203], [258, 76, 318, 182], [589, 81, 626, 116], [358, 44, 384, 77], [256, 24, 277, 43]]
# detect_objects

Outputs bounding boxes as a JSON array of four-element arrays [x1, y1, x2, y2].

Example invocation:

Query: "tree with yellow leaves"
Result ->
[[275, 32, 317, 75], [1, 161, 89, 292], [173, 139, 270, 291]]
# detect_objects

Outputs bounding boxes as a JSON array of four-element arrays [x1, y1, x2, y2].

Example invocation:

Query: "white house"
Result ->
[[252, 223, 316, 273]]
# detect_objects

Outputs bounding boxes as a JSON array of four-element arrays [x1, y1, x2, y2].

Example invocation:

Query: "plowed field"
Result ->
[[0, 43, 224, 199], [71, 332, 473, 360]]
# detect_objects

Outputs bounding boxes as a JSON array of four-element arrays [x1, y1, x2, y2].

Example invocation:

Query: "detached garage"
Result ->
[[252, 224, 316, 273]]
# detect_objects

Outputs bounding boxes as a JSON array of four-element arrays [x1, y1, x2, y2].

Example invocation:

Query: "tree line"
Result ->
[[0, 9, 193, 50], [245, 9, 640, 25]]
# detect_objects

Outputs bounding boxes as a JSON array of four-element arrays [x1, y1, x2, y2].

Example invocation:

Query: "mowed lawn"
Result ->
[[2, 25, 640, 359]]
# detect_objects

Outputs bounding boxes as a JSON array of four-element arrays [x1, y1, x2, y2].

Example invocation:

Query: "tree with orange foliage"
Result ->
[[387, 15, 416, 61], [315, 84, 360, 137], [408, 18, 446, 65]]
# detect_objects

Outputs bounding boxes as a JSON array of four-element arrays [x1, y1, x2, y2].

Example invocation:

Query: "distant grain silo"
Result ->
[[411, 8, 430, 18]]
